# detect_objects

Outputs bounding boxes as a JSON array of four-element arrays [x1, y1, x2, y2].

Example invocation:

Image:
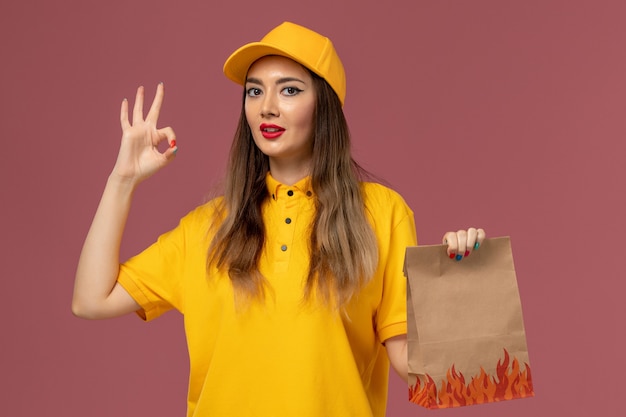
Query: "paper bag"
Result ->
[[404, 236, 534, 409]]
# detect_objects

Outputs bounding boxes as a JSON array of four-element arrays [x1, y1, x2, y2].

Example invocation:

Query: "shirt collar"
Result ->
[[265, 172, 314, 201]]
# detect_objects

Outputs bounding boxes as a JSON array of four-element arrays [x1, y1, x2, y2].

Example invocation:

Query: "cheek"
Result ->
[[306, 114, 315, 136], [244, 102, 254, 126], [295, 102, 316, 133]]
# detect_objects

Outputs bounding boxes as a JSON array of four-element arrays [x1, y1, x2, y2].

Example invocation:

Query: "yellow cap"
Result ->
[[223, 22, 346, 105]]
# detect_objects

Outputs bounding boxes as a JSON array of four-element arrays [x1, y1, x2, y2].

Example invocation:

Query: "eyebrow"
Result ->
[[245, 76, 307, 86]]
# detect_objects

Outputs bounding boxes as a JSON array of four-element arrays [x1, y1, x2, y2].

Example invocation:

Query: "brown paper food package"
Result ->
[[404, 236, 534, 409]]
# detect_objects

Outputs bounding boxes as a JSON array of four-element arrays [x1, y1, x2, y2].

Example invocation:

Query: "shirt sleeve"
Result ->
[[117, 208, 203, 321], [373, 189, 417, 344]]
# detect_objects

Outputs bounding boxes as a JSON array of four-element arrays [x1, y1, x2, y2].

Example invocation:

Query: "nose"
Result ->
[[260, 92, 279, 118]]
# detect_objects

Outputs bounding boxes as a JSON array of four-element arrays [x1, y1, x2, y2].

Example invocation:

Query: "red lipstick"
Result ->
[[260, 123, 285, 139]]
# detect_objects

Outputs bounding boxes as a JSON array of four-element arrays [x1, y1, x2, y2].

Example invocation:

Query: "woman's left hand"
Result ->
[[442, 228, 486, 261]]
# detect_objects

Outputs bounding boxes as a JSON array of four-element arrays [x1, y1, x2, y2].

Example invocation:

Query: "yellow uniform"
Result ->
[[118, 174, 416, 416]]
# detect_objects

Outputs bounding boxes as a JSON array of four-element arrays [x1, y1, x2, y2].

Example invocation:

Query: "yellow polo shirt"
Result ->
[[118, 174, 416, 417]]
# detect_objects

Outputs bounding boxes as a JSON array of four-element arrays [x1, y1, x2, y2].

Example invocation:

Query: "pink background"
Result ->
[[1, 0, 624, 416]]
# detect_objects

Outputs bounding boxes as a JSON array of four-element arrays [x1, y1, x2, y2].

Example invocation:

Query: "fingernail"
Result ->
[[170, 139, 177, 148], [474, 242, 480, 250], [173, 148, 178, 155], [449, 253, 456, 259], [455, 254, 463, 261], [464, 250, 470, 257], [159, 81, 164, 85]]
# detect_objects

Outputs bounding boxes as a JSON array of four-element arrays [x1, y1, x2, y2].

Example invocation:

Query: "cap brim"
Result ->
[[223, 42, 316, 86]]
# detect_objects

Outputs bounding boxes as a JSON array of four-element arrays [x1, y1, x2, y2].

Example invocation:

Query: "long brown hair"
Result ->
[[207, 69, 378, 307]]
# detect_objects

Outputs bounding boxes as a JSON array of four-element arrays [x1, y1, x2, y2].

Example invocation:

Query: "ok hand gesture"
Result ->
[[112, 83, 177, 185]]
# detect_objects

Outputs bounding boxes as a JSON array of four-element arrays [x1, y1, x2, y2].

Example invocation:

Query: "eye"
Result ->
[[282, 87, 302, 96], [246, 87, 262, 97]]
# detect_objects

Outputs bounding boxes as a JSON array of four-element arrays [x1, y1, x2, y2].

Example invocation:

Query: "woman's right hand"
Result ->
[[72, 83, 177, 320], [111, 83, 177, 184]]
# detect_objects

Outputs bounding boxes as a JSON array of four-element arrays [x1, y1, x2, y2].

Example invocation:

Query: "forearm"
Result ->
[[72, 174, 136, 317]]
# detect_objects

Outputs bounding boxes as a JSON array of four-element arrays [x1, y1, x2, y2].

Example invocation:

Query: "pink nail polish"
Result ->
[[464, 250, 470, 257]]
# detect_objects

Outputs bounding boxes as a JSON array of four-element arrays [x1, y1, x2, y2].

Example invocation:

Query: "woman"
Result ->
[[73, 22, 485, 417]]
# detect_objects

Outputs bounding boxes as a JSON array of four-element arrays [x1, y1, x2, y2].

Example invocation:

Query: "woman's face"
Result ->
[[245, 55, 316, 173]]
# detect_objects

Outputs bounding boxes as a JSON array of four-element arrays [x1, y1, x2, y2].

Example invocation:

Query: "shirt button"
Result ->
[[281, 245, 288, 251], [285, 218, 292, 224], [287, 190, 294, 196]]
